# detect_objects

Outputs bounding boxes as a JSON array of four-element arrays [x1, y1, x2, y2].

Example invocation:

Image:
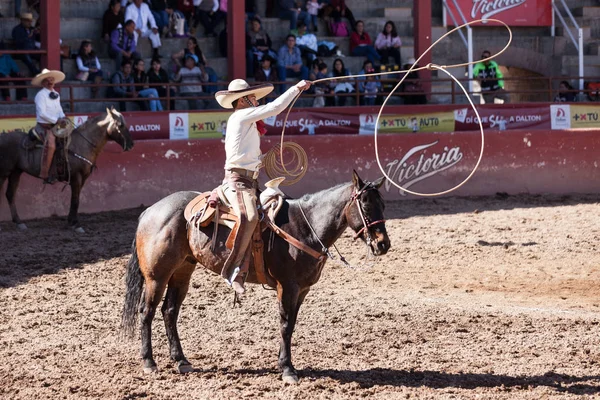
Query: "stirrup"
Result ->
[[43, 177, 57, 185]]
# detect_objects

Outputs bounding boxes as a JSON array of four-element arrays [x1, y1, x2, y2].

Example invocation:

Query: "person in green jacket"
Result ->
[[473, 50, 508, 104]]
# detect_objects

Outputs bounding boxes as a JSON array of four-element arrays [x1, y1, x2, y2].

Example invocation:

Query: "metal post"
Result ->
[[468, 28, 473, 94], [40, 0, 60, 71], [551, 0, 555, 37], [228, 0, 246, 80], [414, 0, 432, 100], [578, 28, 584, 92]]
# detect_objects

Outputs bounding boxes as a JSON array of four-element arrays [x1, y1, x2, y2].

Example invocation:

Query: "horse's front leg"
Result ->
[[68, 175, 86, 232], [277, 283, 310, 384], [6, 170, 27, 230]]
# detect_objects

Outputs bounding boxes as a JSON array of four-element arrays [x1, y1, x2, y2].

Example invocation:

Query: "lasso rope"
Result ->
[[269, 18, 512, 196], [264, 142, 308, 185]]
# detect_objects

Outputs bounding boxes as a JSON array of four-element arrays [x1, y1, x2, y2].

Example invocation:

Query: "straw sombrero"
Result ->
[[215, 79, 273, 109], [32, 68, 65, 87], [20, 13, 33, 20]]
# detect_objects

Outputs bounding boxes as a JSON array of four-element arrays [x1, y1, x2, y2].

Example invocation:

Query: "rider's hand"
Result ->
[[296, 80, 312, 91]]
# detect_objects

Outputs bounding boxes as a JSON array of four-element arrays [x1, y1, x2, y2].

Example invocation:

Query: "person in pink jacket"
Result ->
[[375, 20, 402, 66]]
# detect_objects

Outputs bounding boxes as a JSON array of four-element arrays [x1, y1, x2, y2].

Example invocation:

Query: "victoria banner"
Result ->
[[444, 0, 553, 27]]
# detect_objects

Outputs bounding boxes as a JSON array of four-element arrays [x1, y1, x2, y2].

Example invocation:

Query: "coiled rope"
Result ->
[[267, 19, 512, 196]]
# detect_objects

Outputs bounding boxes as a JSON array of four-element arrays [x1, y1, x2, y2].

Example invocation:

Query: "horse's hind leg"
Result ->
[[140, 279, 168, 373], [6, 170, 26, 230], [162, 262, 196, 373]]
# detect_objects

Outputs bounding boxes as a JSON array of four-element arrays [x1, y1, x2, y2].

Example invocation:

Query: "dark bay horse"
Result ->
[[0, 107, 134, 232], [121, 171, 391, 383]]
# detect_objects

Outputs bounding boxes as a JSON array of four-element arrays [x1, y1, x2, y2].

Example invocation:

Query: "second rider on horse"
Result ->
[[32, 68, 70, 184], [215, 78, 311, 294]]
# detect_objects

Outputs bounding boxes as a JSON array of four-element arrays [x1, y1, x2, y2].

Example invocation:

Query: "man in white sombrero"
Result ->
[[32, 68, 69, 183], [215, 78, 311, 294]]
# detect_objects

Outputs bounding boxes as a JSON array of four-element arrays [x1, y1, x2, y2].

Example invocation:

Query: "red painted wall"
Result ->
[[1, 131, 599, 222]]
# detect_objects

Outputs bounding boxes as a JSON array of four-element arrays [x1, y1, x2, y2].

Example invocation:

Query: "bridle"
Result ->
[[347, 183, 386, 246]]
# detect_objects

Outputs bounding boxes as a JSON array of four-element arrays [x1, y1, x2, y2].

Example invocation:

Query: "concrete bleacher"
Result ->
[[1, 0, 600, 114]]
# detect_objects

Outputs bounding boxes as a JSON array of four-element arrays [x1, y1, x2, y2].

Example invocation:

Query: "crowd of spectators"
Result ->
[[2, 0, 585, 109]]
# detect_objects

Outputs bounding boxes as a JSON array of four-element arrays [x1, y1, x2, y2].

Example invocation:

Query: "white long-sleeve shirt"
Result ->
[[124, 2, 157, 33], [35, 87, 66, 124], [224, 86, 300, 171]]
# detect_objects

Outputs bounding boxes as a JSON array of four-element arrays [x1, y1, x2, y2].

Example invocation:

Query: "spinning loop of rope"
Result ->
[[267, 18, 512, 196]]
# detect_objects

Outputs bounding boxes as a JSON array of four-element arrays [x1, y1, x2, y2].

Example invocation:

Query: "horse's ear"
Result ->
[[372, 176, 386, 189], [352, 170, 364, 189], [106, 107, 114, 119]]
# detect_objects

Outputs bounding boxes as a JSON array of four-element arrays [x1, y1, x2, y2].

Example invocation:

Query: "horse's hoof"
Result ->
[[176, 361, 194, 374], [73, 226, 85, 234], [17, 223, 28, 230], [282, 372, 299, 384], [143, 365, 158, 374]]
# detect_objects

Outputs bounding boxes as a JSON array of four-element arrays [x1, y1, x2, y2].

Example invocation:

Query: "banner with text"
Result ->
[[444, 0, 553, 27], [359, 111, 455, 134]]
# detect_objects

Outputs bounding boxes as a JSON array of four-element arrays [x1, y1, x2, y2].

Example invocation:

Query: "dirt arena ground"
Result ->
[[1, 193, 600, 399]]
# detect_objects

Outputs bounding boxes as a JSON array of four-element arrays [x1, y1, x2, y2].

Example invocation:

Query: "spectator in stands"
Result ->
[[75, 40, 104, 98], [194, 0, 225, 37], [245, 0, 257, 20], [312, 61, 329, 107], [109, 19, 140, 70], [124, 0, 163, 59], [328, 0, 356, 32], [293, 22, 318, 65], [306, 0, 323, 32], [328, 57, 353, 106], [149, 0, 172, 35], [132, 58, 164, 111], [11, 13, 40, 76], [375, 21, 401, 67], [254, 55, 279, 95], [400, 57, 426, 105], [102, 0, 124, 43], [278, 0, 311, 31], [175, 53, 208, 110], [177, 0, 196, 31], [277, 34, 309, 91], [473, 49, 508, 104], [350, 20, 380, 64], [363, 69, 379, 106], [554, 80, 577, 102], [110, 59, 138, 111], [357, 59, 380, 105], [148, 57, 176, 110], [0, 43, 27, 101], [246, 17, 277, 77], [171, 37, 218, 94]]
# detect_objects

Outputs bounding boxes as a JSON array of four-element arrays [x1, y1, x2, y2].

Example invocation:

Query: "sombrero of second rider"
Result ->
[[31, 68, 66, 87], [215, 79, 274, 109]]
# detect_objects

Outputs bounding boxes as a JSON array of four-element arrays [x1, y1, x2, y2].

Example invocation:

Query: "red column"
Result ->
[[414, 1, 432, 98], [40, 0, 61, 71], [227, 0, 246, 81]]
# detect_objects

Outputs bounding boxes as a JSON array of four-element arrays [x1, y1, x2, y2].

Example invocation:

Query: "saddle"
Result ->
[[22, 122, 73, 182], [185, 177, 314, 286]]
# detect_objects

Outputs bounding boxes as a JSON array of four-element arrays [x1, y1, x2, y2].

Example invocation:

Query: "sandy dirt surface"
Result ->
[[1, 193, 600, 399]]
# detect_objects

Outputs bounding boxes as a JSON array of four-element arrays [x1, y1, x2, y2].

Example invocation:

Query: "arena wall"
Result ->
[[1, 129, 599, 222]]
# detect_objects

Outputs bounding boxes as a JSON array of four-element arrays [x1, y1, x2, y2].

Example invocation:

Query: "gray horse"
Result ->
[[0, 107, 134, 232]]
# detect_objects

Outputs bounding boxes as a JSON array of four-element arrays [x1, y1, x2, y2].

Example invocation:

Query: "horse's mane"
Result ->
[[77, 113, 108, 131], [290, 182, 351, 207]]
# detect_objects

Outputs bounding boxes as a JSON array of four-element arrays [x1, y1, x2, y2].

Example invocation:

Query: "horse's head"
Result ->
[[345, 170, 391, 256], [105, 107, 134, 151]]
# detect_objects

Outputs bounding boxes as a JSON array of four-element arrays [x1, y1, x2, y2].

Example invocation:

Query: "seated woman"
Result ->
[[374, 21, 401, 67], [350, 20, 380, 64], [75, 40, 104, 98], [171, 37, 218, 94], [246, 17, 277, 77], [147, 57, 176, 110], [131, 58, 163, 111], [327, 58, 354, 107]]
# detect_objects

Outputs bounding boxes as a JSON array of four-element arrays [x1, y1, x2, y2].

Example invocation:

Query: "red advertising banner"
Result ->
[[262, 110, 359, 135], [453, 105, 551, 131], [445, 0, 553, 27]]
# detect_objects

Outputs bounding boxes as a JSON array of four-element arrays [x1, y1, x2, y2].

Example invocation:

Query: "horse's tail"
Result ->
[[121, 235, 144, 339]]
